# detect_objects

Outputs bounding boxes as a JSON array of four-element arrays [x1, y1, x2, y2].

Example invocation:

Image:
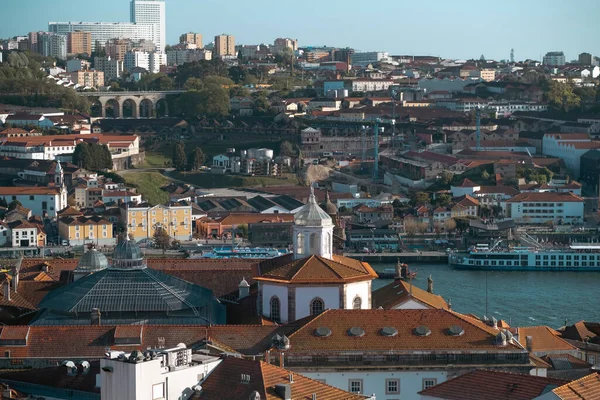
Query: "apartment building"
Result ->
[[214, 34, 235, 57], [94, 56, 124, 80], [130, 0, 166, 51], [49, 22, 155, 52], [66, 31, 92, 56], [179, 32, 202, 47], [0, 186, 67, 218], [543, 51, 566, 66], [122, 202, 192, 242], [69, 70, 105, 88], [273, 37, 298, 54], [8, 220, 45, 247], [58, 215, 115, 246], [506, 192, 584, 224], [478, 68, 496, 81]]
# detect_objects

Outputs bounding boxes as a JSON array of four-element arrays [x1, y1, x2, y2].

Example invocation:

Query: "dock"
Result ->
[[343, 251, 449, 263]]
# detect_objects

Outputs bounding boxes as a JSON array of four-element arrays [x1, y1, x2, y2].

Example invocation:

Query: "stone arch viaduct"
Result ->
[[78, 90, 184, 118]]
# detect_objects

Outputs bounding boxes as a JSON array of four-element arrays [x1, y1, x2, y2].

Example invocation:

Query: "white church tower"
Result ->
[[292, 186, 334, 259]]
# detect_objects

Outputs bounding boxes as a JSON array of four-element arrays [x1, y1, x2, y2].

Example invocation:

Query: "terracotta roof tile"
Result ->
[[507, 192, 584, 203], [372, 280, 449, 310], [551, 373, 600, 399], [418, 369, 567, 400], [517, 326, 578, 353]]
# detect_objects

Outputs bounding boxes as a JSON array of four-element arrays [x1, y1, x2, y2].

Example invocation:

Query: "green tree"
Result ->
[[236, 224, 248, 239], [574, 87, 596, 105], [183, 77, 203, 91], [8, 200, 22, 211], [440, 170, 453, 185], [153, 227, 171, 254], [253, 96, 271, 115], [188, 147, 205, 171], [177, 84, 230, 118], [229, 86, 250, 98], [410, 191, 430, 206], [436, 194, 452, 207], [545, 81, 581, 112], [0, 198, 7, 208], [279, 141, 296, 157], [172, 141, 188, 171], [73, 143, 93, 169]]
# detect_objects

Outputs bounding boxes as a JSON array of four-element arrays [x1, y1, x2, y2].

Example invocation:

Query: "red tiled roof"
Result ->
[[517, 326, 578, 353], [458, 178, 478, 187], [0, 187, 61, 195], [551, 373, 600, 400], [372, 280, 449, 310], [507, 192, 584, 203], [418, 369, 567, 400]]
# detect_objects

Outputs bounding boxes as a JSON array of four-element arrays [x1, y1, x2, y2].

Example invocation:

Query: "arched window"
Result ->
[[296, 233, 304, 255], [309, 233, 320, 254], [325, 232, 331, 255], [353, 296, 362, 309], [310, 298, 324, 315], [270, 296, 281, 322]]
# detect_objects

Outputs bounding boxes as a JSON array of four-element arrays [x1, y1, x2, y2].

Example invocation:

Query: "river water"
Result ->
[[371, 262, 600, 328]]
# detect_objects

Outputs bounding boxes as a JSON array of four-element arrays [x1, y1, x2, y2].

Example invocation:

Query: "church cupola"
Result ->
[[292, 186, 334, 259]]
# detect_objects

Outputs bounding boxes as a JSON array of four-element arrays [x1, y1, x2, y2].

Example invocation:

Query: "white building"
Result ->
[[351, 51, 389, 66], [350, 79, 394, 93], [542, 133, 600, 179], [0, 186, 67, 218], [37, 32, 67, 60], [450, 178, 481, 197], [506, 192, 584, 224], [49, 22, 155, 52], [543, 51, 566, 66], [487, 102, 549, 117], [148, 51, 167, 73], [472, 185, 520, 215], [94, 56, 124, 80], [166, 48, 212, 66], [102, 190, 142, 205], [130, 0, 166, 51], [124, 50, 150, 71], [254, 187, 378, 324], [8, 220, 40, 247], [101, 345, 221, 400]]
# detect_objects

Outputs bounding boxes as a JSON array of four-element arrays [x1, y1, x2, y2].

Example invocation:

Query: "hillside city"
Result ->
[[0, 0, 599, 399]]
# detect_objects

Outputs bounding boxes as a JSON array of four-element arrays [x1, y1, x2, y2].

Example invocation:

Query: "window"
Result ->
[[270, 296, 281, 323], [348, 379, 362, 394], [589, 355, 597, 365], [29, 195, 34, 200], [296, 233, 304, 255], [386, 379, 400, 394], [152, 383, 165, 399], [353, 296, 362, 309], [310, 298, 324, 315], [423, 378, 437, 390]]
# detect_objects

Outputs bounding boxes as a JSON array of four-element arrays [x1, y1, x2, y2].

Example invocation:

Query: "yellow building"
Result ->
[[479, 68, 496, 82], [69, 70, 104, 88], [67, 31, 92, 56], [58, 215, 114, 246], [214, 34, 235, 57], [180, 32, 203, 48], [122, 202, 192, 242]]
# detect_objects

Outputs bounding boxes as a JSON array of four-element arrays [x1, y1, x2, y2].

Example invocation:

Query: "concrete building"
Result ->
[[180, 32, 202, 47], [130, 0, 166, 51], [578, 52, 593, 65], [166, 48, 212, 65], [105, 38, 130, 61], [66, 31, 92, 56], [0, 186, 67, 218], [122, 201, 193, 242], [214, 34, 236, 57], [506, 192, 584, 224], [37, 32, 67, 60], [69, 70, 105, 88], [351, 51, 389, 66], [8, 220, 44, 247], [543, 51, 566, 66], [94, 56, 124, 80], [542, 133, 600, 179], [273, 37, 298, 54], [148, 51, 167, 73], [124, 50, 150, 71], [49, 22, 155, 52]]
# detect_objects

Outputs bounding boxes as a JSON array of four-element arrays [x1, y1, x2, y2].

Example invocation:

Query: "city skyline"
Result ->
[[1, 0, 599, 61]]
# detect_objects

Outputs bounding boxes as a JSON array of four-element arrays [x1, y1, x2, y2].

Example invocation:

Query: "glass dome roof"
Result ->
[[75, 249, 108, 273], [112, 238, 145, 269]]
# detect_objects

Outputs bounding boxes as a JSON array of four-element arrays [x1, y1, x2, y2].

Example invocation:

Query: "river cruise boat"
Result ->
[[198, 246, 289, 260], [449, 243, 600, 271]]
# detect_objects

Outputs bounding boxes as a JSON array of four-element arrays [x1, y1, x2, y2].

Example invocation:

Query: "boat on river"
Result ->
[[198, 246, 290, 259], [449, 242, 600, 271]]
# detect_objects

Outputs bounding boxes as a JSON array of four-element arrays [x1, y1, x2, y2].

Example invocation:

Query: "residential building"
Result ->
[[124, 50, 150, 71], [102, 190, 142, 205], [94, 56, 124, 80], [123, 202, 193, 242], [542, 133, 600, 178], [102, 346, 221, 400], [49, 22, 155, 52], [69, 70, 105, 88], [347, 228, 400, 251], [273, 37, 298, 54], [8, 220, 43, 247], [451, 178, 482, 197], [197, 213, 294, 239], [105, 38, 130, 61], [472, 185, 519, 215], [179, 32, 202, 47], [37, 32, 67, 60], [355, 204, 393, 223], [0, 186, 67, 218], [348, 78, 394, 93], [166, 48, 212, 65], [130, 0, 166, 51], [149, 51, 167, 73], [268, 309, 539, 400], [578, 52, 593, 65], [538, 374, 600, 400], [351, 51, 389, 66], [543, 51, 566, 66], [580, 149, 600, 193], [487, 102, 549, 117], [0, 128, 42, 138], [559, 320, 600, 369], [3, 114, 55, 129], [214, 34, 236, 57], [478, 68, 496, 81], [372, 279, 449, 310], [506, 192, 585, 224], [58, 215, 115, 246], [66, 31, 92, 56]]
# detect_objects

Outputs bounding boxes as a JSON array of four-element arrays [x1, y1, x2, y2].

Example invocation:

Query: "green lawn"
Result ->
[[121, 172, 170, 205], [171, 171, 299, 189], [139, 151, 171, 168]]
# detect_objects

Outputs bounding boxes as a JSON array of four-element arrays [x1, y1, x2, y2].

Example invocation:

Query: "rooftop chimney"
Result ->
[[312, 394, 317, 400], [526, 336, 533, 352], [3, 281, 10, 302], [279, 352, 285, 368], [238, 277, 250, 300], [11, 269, 18, 293], [91, 308, 101, 326], [274, 384, 291, 400], [265, 350, 271, 364]]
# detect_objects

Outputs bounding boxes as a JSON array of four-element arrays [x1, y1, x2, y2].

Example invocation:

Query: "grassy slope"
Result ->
[[122, 172, 170, 205], [171, 171, 299, 189]]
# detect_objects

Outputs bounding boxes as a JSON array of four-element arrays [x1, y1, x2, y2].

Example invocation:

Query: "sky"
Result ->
[[1, 0, 598, 61]]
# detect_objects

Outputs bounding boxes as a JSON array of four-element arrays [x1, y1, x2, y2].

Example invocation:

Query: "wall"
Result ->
[[394, 298, 430, 309], [302, 369, 448, 400], [344, 281, 371, 309], [262, 283, 289, 322], [295, 286, 339, 319]]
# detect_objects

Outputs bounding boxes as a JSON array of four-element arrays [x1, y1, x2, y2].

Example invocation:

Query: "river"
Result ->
[[371, 262, 600, 328]]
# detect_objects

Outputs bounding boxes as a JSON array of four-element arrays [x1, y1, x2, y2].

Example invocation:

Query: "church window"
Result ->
[[353, 296, 362, 309], [309, 233, 320, 254], [296, 233, 304, 255], [270, 296, 281, 322], [310, 298, 324, 315], [325, 232, 331, 255]]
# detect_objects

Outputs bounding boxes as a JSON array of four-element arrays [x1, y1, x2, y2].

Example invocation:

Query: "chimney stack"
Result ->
[[526, 336, 533, 352], [279, 352, 285, 368], [265, 350, 271, 364], [91, 308, 101, 326], [3, 281, 10, 302]]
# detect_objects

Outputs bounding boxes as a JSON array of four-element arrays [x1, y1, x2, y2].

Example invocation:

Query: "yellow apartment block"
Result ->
[[122, 203, 192, 242], [58, 215, 115, 246]]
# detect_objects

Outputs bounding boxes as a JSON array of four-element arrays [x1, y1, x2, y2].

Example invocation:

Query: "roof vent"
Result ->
[[348, 327, 365, 337], [380, 327, 398, 337], [314, 327, 332, 337], [503, 329, 514, 342], [495, 331, 507, 346], [414, 326, 431, 337], [448, 325, 465, 336]]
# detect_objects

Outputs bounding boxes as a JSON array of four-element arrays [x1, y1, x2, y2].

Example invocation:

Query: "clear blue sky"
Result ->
[[2, 0, 598, 61]]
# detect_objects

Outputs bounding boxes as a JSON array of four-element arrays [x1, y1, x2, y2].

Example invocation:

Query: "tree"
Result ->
[[172, 141, 187, 171], [410, 191, 430, 206], [404, 219, 418, 236], [436, 194, 452, 207], [0, 198, 7, 208], [545, 81, 581, 112], [177, 83, 230, 118], [253, 95, 271, 115], [72, 142, 112, 170], [445, 218, 457, 231], [73, 143, 92, 169], [236, 224, 248, 239], [440, 170, 453, 185], [229, 86, 250, 98], [183, 77, 203, 91], [153, 227, 171, 254], [8, 200, 22, 210], [188, 147, 205, 171], [279, 141, 296, 157]]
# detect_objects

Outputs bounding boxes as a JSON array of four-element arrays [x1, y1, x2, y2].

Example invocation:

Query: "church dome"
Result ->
[[320, 191, 338, 215], [294, 187, 333, 227], [75, 249, 108, 273], [112, 238, 144, 269]]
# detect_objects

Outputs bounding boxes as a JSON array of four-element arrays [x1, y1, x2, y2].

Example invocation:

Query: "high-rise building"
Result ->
[[38, 32, 67, 60], [578, 52, 593, 65], [214, 34, 236, 57], [130, 0, 166, 51], [542, 51, 566, 66], [49, 22, 154, 52], [94, 56, 124, 80], [273, 38, 298, 54], [67, 31, 92, 56], [27, 32, 40, 53], [105, 39, 131, 61], [180, 32, 203, 48]]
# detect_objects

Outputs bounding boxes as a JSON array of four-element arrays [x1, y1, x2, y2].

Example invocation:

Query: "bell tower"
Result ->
[[292, 186, 334, 259]]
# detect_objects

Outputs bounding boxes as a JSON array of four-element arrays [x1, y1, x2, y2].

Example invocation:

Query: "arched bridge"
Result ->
[[78, 90, 185, 118]]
